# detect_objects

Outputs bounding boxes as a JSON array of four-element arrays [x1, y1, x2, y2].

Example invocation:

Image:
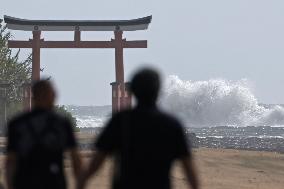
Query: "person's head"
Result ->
[[32, 79, 56, 109], [130, 68, 160, 106]]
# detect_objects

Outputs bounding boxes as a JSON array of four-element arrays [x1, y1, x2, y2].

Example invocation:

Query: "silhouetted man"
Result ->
[[78, 68, 199, 189], [6, 80, 81, 189]]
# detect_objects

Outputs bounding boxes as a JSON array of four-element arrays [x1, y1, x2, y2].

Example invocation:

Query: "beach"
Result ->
[[0, 134, 283, 189]]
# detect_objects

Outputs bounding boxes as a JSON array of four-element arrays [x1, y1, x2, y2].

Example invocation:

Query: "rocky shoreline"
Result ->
[[186, 126, 284, 153], [76, 126, 284, 153], [188, 134, 284, 153], [75, 133, 284, 153], [0, 137, 282, 154]]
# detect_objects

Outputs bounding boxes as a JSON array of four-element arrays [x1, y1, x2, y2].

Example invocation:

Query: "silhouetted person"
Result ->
[[78, 68, 199, 189], [6, 80, 81, 189]]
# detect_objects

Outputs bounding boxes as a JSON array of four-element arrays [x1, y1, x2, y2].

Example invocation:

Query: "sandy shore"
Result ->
[[62, 148, 284, 189]]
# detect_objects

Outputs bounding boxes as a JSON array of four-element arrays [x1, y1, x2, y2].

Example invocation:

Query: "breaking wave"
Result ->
[[160, 75, 284, 127], [76, 116, 107, 128]]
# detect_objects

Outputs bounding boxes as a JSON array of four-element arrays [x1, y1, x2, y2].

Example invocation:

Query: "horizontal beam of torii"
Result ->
[[7, 30, 147, 84], [8, 39, 147, 49]]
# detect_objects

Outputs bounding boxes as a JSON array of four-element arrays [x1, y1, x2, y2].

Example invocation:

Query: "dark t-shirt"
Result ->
[[95, 106, 190, 189], [7, 108, 76, 189]]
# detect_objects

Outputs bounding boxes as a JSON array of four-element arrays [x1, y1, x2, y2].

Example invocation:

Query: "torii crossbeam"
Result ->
[[4, 15, 152, 113]]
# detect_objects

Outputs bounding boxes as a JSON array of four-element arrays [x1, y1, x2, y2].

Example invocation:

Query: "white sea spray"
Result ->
[[159, 75, 284, 127]]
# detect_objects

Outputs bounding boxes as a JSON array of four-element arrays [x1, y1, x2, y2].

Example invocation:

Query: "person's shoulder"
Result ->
[[8, 111, 33, 126]]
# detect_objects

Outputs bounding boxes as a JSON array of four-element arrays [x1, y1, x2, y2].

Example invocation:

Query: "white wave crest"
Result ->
[[160, 75, 284, 127], [76, 116, 107, 128]]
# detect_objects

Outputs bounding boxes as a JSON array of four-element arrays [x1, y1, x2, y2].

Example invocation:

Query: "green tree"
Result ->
[[0, 22, 31, 117]]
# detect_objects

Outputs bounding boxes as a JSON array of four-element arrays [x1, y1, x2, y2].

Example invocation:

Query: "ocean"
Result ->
[[65, 76, 284, 152]]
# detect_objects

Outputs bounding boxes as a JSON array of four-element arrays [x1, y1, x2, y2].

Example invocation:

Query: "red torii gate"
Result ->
[[4, 15, 152, 113]]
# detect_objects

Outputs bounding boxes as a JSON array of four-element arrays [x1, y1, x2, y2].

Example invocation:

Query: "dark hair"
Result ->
[[32, 80, 53, 100], [130, 68, 160, 104]]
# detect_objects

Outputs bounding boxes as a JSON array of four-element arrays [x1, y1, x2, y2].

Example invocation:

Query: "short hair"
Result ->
[[130, 68, 160, 104], [32, 79, 53, 100]]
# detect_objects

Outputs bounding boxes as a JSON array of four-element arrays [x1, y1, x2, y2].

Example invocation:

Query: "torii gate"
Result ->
[[4, 15, 152, 113]]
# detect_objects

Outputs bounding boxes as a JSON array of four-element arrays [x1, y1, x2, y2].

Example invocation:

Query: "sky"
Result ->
[[1, 0, 284, 105]]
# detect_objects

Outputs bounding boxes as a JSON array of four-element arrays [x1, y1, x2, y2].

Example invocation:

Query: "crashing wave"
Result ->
[[160, 75, 284, 127]]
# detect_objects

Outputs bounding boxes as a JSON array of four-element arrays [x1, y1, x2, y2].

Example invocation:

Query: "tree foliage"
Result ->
[[0, 22, 32, 117]]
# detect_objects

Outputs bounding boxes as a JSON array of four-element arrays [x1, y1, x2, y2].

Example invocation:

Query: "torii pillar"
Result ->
[[22, 30, 41, 110], [32, 30, 41, 81], [111, 30, 132, 113]]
